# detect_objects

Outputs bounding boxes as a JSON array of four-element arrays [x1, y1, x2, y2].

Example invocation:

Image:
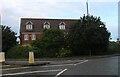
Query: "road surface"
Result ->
[[1, 56, 119, 77]]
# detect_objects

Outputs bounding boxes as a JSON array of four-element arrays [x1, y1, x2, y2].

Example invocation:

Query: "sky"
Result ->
[[0, 0, 119, 41]]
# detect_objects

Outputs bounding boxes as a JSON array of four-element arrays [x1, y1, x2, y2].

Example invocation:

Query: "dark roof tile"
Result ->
[[20, 18, 79, 32]]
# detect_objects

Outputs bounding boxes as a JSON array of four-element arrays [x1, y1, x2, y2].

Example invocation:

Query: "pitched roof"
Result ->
[[20, 18, 79, 32]]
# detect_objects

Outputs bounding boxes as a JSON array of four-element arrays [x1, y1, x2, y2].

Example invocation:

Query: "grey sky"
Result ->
[[0, 0, 119, 41]]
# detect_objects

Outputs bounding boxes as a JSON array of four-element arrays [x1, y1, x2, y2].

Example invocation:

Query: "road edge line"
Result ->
[[74, 60, 88, 66], [3, 69, 62, 76], [2, 67, 29, 71], [55, 68, 67, 77]]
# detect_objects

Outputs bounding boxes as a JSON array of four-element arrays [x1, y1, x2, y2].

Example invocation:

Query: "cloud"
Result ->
[[0, 0, 118, 41], [22, 0, 120, 2], [36, 0, 119, 2]]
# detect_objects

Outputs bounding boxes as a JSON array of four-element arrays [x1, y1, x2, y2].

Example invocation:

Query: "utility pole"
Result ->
[[86, 0, 89, 15], [86, 0, 91, 56], [0, 7, 2, 26], [0, 15, 1, 52], [0, 14, 1, 26]]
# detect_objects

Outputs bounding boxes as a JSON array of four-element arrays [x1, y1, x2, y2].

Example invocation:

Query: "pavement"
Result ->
[[3, 61, 50, 66], [3, 59, 84, 66]]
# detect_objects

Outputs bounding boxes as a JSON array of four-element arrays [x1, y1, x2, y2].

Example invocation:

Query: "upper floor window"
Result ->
[[43, 22, 50, 29], [26, 21, 33, 30], [24, 34, 28, 40], [59, 22, 65, 30], [31, 34, 36, 40]]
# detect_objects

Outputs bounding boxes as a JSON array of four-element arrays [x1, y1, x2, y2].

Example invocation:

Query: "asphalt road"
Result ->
[[1, 56, 119, 77]]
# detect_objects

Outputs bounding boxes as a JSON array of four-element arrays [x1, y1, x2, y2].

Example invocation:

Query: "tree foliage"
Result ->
[[31, 15, 111, 57], [68, 15, 111, 55], [31, 28, 65, 57], [108, 41, 120, 54], [6, 45, 41, 58], [2, 25, 17, 52]]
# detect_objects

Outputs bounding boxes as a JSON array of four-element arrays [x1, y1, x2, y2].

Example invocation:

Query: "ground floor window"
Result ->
[[24, 34, 28, 40]]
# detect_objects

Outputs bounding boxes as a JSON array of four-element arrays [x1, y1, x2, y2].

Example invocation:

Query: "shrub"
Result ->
[[108, 41, 120, 54], [57, 48, 72, 57], [6, 45, 41, 59]]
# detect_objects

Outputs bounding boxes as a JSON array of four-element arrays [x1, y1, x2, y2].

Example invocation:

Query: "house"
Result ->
[[20, 18, 79, 45]]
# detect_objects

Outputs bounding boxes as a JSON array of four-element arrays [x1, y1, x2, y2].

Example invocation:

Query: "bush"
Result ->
[[31, 28, 65, 58], [6, 45, 41, 59], [57, 48, 72, 57], [107, 41, 120, 54]]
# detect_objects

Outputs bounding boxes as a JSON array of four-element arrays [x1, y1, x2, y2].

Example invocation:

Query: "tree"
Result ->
[[108, 41, 120, 54], [2, 25, 18, 52], [67, 15, 111, 55], [31, 28, 65, 57]]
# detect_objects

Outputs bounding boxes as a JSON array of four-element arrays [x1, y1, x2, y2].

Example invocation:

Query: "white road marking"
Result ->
[[67, 60, 83, 61], [67, 60, 72, 61], [3, 65, 11, 67], [41, 63, 74, 67], [55, 68, 67, 77], [41, 60, 88, 67], [3, 69, 63, 76], [0, 65, 11, 67], [74, 60, 88, 66], [2, 67, 29, 71], [2, 60, 88, 76]]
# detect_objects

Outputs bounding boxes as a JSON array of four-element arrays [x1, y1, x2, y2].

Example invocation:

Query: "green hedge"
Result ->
[[107, 41, 120, 54], [6, 45, 41, 59], [6, 41, 120, 59], [57, 48, 72, 57]]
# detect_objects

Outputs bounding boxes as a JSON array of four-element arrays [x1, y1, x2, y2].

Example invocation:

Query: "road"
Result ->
[[1, 56, 119, 77]]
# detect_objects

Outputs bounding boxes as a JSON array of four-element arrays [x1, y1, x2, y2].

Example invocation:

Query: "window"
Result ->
[[26, 24, 33, 30], [43, 22, 50, 29], [59, 22, 65, 30], [24, 34, 28, 40], [26, 21, 33, 30], [31, 34, 36, 40]]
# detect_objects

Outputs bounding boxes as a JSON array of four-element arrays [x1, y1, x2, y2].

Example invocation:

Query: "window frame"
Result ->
[[59, 22, 66, 30], [24, 34, 29, 40], [43, 22, 50, 29], [31, 34, 36, 40], [26, 21, 33, 30]]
